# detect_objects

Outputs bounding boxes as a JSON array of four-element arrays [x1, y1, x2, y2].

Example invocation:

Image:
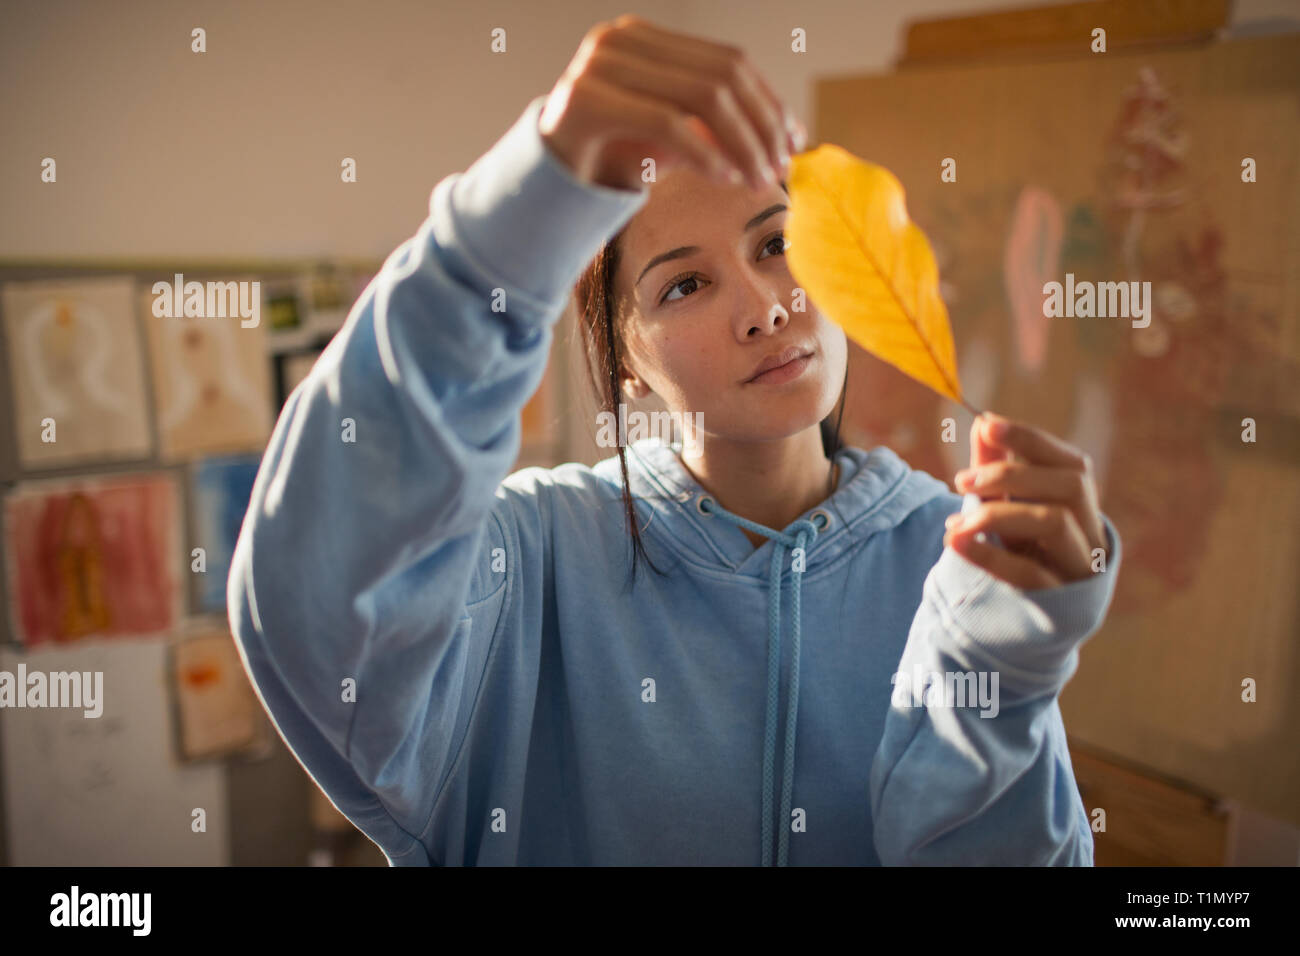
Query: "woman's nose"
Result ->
[[744, 299, 789, 337]]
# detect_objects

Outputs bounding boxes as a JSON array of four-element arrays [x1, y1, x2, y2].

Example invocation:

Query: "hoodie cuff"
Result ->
[[431, 94, 650, 320], [925, 513, 1123, 691]]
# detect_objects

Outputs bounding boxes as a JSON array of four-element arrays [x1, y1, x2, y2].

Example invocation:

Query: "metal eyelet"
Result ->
[[810, 509, 831, 530], [696, 495, 715, 516]]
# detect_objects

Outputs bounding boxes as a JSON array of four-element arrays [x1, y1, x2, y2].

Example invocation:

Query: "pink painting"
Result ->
[[4, 473, 180, 646]]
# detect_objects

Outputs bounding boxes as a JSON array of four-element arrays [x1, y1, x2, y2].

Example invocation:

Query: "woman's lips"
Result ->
[[746, 352, 813, 385]]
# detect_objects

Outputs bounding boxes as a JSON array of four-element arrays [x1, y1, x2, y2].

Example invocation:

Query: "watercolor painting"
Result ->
[[3, 473, 180, 646], [139, 282, 273, 460], [191, 455, 261, 612], [1, 277, 152, 469], [169, 626, 266, 761]]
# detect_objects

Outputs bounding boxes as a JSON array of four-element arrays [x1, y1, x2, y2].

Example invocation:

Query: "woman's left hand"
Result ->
[[943, 413, 1108, 590]]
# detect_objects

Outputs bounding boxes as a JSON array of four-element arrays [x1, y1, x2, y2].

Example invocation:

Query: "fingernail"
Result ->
[[790, 117, 808, 152], [984, 418, 1008, 441], [727, 167, 745, 186], [954, 468, 973, 487], [945, 513, 964, 529]]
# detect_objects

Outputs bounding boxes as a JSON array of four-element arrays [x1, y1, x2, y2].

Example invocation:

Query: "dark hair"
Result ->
[[572, 193, 847, 589]]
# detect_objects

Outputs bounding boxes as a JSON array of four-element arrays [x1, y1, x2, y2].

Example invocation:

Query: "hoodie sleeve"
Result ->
[[226, 94, 647, 860], [869, 511, 1123, 865]]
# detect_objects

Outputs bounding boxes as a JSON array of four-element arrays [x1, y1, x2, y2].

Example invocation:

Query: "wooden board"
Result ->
[[1071, 742, 1230, 866], [901, 0, 1231, 66]]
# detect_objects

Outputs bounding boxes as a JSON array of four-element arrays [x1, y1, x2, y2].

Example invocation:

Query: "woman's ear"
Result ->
[[620, 370, 651, 400]]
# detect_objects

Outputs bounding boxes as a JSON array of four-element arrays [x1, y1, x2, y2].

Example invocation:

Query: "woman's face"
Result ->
[[612, 165, 848, 446]]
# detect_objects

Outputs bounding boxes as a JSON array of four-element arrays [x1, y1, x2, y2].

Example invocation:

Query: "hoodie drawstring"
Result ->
[[697, 496, 824, 866]]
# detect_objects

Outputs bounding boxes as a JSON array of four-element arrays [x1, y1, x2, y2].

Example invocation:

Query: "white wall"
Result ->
[[6, 0, 1294, 262]]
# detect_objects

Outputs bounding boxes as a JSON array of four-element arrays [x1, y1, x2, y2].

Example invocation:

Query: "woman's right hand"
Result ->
[[538, 15, 807, 193]]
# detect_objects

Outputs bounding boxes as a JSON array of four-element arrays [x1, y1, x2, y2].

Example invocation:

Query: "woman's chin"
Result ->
[[719, 410, 833, 444]]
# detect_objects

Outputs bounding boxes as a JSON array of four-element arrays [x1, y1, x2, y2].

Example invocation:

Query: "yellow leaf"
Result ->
[[785, 144, 966, 408]]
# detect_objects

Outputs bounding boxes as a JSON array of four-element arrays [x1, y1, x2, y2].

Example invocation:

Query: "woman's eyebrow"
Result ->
[[635, 204, 789, 288], [744, 203, 786, 233], [636, 246, 698, 287]]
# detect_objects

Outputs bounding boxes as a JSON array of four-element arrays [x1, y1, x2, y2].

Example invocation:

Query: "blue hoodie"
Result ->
[[228, 94, 1122, 866]]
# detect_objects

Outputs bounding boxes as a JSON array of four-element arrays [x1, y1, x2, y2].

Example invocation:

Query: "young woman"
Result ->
[[229, 16, 1120, 866]]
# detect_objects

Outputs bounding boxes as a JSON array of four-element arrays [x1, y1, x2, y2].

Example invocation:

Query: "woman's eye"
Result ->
[[661, 274, 705, 304], [658, 235, 784, 305], [759, 232, 788, 259]]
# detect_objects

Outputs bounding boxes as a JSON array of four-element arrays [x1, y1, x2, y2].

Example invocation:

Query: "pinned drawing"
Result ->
[[169, 626, 268, 761], [4, 473, 180, 646], [140, 282, 273, 459], [1, 277, 152, 468], [0, 639, 228, 865], [191, 455, 261, 612]]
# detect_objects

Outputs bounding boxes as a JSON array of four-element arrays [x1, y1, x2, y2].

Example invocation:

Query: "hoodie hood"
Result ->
[[594, 436, 954, 578], [591, 436, 955, 865]]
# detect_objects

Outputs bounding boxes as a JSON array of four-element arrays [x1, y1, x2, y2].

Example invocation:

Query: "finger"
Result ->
[[979, 414, 1090, 470], [953, 461, 1106, 550], [719, 43, 803, 160], [945, 528, 1062, 590], [576, 76, 739, 186], [949, 502, 1093, 582], [955, 461, 1085, 501], [584, 46, 762, 185], [602, 20, 785, 187], [969, 413, 1009, 470], [617, 18, 790, 175]]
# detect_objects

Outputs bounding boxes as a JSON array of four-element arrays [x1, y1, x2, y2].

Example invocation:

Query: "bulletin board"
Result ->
[[0, 258, 382, 865], [813, 33, 1300, 823]]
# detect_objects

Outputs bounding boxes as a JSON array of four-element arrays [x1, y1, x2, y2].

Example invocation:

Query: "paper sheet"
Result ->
[[1, 277, 152, 468], [4, 472, 180, 646], [0, 638, 228, 865]]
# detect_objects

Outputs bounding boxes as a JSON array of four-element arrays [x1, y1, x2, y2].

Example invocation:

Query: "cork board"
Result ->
[[814, 34, 1300, 823]]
